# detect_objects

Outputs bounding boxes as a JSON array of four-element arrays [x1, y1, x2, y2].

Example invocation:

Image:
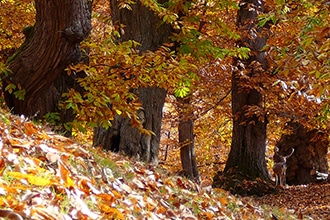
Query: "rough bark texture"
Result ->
[[213, 0, 272, 195], [94, 88, 166, 164], [224, 0, 269, 179], [178, 97, 200, 182], [2, 0, 91, 119], [275, 122, 329, 185], [139, 88, 167, 164], [93, 0, 171, 164], [110, 0, 171, 52]]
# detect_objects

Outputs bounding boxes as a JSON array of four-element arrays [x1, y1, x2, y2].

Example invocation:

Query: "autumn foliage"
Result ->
[[0, 0, 330, 218], [0, 105, 306, 219]]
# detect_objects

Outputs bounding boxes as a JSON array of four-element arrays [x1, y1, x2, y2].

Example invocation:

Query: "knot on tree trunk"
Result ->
[[63, 25, 89, 43]]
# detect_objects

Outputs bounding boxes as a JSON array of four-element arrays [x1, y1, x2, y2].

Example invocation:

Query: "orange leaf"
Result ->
[[58, 161, 75, 188], [96, 193, 115, 203], [111, 190, 123, 199], [24, 121, 38, 136], [218, 196, 228, 206], [98, 204, 125, 219], [0, 158, 5, 176]]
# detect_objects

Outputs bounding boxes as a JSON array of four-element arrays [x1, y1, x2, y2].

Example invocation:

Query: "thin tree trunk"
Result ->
[[2, 0, 91, 119], [178, 96, 200, 182]]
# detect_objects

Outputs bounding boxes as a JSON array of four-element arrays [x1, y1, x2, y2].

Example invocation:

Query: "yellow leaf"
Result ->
[[27, 175, 52, 186], [164, 179, 174, 187], [115, 109, 122, 115], [0, 197, 5, 206], [7, 172, 52, 186], [111, 190, 123, 199]]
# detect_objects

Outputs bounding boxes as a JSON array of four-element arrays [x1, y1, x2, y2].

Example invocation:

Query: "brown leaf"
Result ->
[[0, 209, 23, 220]]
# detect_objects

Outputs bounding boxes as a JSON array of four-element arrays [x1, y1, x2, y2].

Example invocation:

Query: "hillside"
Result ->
[[0, 108, 311, 219]]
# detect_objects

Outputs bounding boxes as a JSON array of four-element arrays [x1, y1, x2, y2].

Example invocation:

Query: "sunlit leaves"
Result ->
[[7, 172, 53, 187], [117, 0, 137, 10], [3, 82, 26, 100], [261, 0, 330, 132], [235, 47, 251, 59], [0, 0, 35, 62], [162, 13, 179, 23], [174, 84, 190, 98], [64, 5, 202, 131]]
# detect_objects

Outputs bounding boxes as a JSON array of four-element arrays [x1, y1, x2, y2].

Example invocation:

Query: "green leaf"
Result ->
[[174, 87, 190, 98], [66, 102, 73, 110], [5, 83, 16, 94], [180, 44, 193, 55], [302, 37, 314, 47], [0, 63, 12, 77], [236, 47, 250, 59], [101, 120, 112, 129]]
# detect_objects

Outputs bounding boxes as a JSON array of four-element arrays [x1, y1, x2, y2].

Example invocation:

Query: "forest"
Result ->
[[0, 0, 329, 219]]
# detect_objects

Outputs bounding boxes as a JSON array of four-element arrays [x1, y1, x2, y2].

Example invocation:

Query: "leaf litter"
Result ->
[[0, 108, 300, 219]]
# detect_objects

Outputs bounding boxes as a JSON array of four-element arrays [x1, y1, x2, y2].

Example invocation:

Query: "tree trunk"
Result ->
[[2, 0, 91, 119], [225, 71, 269, 179], [275, 122, 329, 185], [224, 0, 269, 180], [178, 96, 200, 182], [93, 0, 171, 164], [213, 0, 272, 195]]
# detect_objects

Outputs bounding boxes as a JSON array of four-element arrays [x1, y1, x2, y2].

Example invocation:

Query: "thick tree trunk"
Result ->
[[110, 0, 172, 52], [213, 0, 272, 195], [93, 0, 171, 164], [178, 97, 200, 182], [224, 0, 269, 180], [2, 0, 91, 119], [275, 122, 329, 185], [94, 88, 166, 164], [139, 87, 167, 164], [225, 69, 269, 179]]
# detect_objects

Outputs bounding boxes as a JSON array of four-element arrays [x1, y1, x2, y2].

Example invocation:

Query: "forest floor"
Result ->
[[254, 183, 330, 219], [0, 106, 329, 219]]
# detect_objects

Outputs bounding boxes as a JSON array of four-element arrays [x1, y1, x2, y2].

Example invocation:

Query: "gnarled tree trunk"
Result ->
[[93, 0, 171, 164], [2, 0, 91, 119], [275, 122, 329, 185]]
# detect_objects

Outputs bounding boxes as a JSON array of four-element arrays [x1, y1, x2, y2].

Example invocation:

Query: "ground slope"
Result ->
[[0, 108, 303, 219]]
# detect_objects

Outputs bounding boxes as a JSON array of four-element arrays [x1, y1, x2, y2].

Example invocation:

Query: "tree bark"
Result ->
[[178, 96, 200, 182], [93, 0, 171, 164], [2, 0, 91, 119], [213, 0, 274, 196], [275, 122, 329, 185], [220, 0, 269, 181]]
